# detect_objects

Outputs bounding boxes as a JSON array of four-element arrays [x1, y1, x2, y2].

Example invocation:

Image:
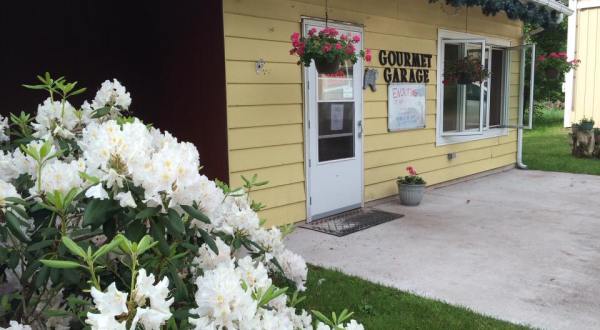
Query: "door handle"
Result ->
[[357, 120, 363, 138]]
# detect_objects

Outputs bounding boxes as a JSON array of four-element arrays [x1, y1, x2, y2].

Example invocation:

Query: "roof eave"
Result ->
[[526, 0, 575, 16]]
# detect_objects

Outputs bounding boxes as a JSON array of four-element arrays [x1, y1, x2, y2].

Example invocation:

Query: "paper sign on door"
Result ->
[[330, 104, 344, 131]]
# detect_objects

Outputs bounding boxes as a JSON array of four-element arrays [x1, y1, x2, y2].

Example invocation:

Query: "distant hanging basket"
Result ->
[[544, 67, 560, 80]]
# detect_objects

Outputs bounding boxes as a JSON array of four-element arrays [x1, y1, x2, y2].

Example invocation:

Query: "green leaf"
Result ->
[[5, 211, 29, 242], [61, 236, 86, 259], [83, 199, 120, 228], [166, 209, 185, 235], [136, 235, 156, 255], [197, 228, 218, 254], [149, 220, 170, 256], [34, 266, 50, 288], [26, 240, 54, 252], [135, 206, 161, 220], [181, 205, 211, 224], [40, 259, 81, 269]]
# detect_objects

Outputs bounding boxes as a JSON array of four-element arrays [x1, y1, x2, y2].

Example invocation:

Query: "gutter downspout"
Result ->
[[517, 42, 529, 169]]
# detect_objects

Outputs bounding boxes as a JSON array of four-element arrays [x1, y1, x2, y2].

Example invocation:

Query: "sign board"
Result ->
[[388, 83, 426, 131]]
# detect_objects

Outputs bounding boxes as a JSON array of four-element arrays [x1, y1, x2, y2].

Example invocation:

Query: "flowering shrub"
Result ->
[[290, 27, 370, 68], [397, 166, 426, 185], [0, 73, 364, 329], [536, 52, 580, 79], [443, 55, 489, 85]]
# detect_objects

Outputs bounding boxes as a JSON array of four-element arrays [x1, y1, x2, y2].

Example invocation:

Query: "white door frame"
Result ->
[[301, 18, 365, 222]]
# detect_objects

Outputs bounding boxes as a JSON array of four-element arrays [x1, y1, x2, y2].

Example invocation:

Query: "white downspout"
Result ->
[[517, 41, 528, 169], [564, 0, 577, 127]]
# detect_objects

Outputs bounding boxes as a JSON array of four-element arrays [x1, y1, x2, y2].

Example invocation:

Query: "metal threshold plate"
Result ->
[[300, 209, 403, 237]]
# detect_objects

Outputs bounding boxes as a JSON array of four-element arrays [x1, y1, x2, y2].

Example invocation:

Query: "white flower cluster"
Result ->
[[32, 99, 79, 139], [93, 79, 132, 112], [190, 258, 313, 330], [316, 320, 365, 330], [85, 269, 173, 330], [0, 321, 32, 330]]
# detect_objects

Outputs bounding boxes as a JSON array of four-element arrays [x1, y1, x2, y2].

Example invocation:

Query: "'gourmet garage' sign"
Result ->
[[379, 50, 432, 84]]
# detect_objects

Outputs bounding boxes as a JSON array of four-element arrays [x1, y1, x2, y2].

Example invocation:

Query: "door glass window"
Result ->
[[317, 61, 355, 162]]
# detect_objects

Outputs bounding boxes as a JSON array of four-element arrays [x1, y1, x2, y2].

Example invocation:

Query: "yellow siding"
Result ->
[[223, 0, 522, 225], [573, 7, 600, 124]]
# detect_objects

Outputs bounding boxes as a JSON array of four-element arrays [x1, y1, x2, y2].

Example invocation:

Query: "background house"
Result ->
[[565, 0, 600, 127], [1, 0, 571, 226]]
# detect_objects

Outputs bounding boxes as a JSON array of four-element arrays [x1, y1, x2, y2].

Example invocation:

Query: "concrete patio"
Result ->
[[286, 169, 600, 330]]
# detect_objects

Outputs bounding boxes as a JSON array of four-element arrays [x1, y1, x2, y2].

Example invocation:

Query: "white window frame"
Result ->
[[436, 29, 513, 146]]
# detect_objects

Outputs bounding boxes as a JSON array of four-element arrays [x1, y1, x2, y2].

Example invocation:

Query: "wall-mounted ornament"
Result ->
[[255, 58, 267, 74], [363, 68, 378, 92]]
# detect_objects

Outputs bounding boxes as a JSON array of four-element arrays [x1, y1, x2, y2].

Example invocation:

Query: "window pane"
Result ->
[[318, 102, 354, 162], [318, 63, 354, 101], [443, 43, 460, 132], [489, 49, 505, 127], [465, 83, 481, 130]]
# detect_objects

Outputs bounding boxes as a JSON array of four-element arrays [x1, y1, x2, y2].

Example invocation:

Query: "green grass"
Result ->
[[299, 266, 532, 330], [523, 108, 600, 175]]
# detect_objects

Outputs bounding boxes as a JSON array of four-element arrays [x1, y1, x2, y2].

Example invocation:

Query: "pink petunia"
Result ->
[[308, 28, 317, 36], [322, 43, 332, 53], [365, 53, 372, 62], [340, 34, 348, 41], [345, 43, 355, 54], [352, 34, 361, 43], [406, 166, 417, 176], [335, 42, 343, 50]]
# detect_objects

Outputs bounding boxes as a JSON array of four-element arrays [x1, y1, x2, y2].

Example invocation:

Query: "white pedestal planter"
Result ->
[[397, 183, 426, 206]]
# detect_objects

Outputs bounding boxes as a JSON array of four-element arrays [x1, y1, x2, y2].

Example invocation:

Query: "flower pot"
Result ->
[[456, 72, 473, 85], [545, 67, 560, 80], [315, 58, 341, 74], [397, 182, 426, 206], [580, 121, 594, 131]]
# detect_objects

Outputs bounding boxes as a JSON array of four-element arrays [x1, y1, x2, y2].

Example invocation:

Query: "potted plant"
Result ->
[[579, 117, 595, 131], [443, 55, 489, 85], [397, 166, 426, 206], [290, 27, 371, 74], [537, 52, 580, 80]]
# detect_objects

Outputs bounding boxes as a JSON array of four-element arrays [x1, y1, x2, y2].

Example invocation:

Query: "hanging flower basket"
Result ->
[[544, 67, 560, 80], [290, 27, 371, 74], [537, 52, 580, 81], [314, 57, 341, 74], [443, 55, 489, 85]]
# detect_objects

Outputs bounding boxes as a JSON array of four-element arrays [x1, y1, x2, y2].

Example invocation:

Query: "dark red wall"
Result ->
[[0, 1, 229, 181]]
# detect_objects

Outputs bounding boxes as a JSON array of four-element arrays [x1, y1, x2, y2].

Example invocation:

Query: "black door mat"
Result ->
[[299, 209, 403, 237]]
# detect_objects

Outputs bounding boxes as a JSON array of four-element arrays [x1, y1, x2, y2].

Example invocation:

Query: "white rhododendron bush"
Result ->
[[0, 74, 364, 330]]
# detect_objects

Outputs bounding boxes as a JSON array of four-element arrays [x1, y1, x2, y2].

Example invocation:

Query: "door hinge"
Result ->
[[307, 80, 309, 90], [309, 196, 312, 205], [308, 159, 311, 167]]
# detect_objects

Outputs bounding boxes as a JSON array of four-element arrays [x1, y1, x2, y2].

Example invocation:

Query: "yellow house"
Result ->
[[565, 0, 600, 127], [223, 0, 573, 225]]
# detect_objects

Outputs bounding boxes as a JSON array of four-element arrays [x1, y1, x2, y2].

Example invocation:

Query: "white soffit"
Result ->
[[527, 0, 575, 15]]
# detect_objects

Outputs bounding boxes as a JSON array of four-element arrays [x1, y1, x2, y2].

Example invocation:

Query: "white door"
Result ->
[[303, 19, 364, 221]]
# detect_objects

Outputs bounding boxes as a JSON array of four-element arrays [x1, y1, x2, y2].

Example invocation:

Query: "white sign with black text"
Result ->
[[387, 83, 426, 131]]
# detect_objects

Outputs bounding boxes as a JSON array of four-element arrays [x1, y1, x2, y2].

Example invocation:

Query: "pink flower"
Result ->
[[537, 55, 546, 62], [290, 32, 300, 43], [345, 43, 355, 55], [322, 43, 332, 53], [352, 34, 361, 43], [406, 166, 417, 176], [340, 34, 348, 41], [321, 27, 339, 37], [365, 48, 372, 62], [335, 42, 343, 50], [308, 28, 317, 36]]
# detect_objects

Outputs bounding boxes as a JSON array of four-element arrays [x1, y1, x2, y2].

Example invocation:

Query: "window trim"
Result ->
[[436, 29, 514, 146]]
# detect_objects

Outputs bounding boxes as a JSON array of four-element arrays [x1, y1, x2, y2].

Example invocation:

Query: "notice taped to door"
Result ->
[[387, 83, 426, 131]]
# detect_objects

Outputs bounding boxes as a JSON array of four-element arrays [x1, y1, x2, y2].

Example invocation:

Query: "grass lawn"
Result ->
[[299, 266, 532, 330], [523, 108, 600, 175]]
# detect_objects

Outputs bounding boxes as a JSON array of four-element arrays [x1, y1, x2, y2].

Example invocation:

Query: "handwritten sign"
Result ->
[[388, 83, 426, 131]]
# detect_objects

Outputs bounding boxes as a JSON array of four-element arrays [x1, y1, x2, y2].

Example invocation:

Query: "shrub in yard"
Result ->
[[0, 74, 364, 329]]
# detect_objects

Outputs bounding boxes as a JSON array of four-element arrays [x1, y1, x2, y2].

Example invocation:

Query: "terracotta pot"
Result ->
[[397, 183, 426, 206], [314, 57, 341, 74], [545, 67, 560, 80]]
